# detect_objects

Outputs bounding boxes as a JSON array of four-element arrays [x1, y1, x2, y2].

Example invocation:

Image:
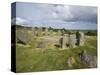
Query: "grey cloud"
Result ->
[[54, 5, 97, 23], [12, 2, 97, 29]]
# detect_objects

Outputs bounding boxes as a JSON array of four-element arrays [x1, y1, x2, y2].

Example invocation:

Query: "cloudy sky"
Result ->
[[11, 2, 97, 30]]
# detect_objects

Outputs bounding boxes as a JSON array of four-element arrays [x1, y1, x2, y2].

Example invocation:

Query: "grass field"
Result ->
[[16, 35, 97, 72]]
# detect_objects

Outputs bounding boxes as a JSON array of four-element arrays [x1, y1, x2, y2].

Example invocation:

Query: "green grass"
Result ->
[[16, 35, 97, 72]]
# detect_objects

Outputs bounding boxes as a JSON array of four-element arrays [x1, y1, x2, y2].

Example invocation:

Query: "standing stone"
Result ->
[[65, 34, 69, 47], [68, 34, 76, 48], [79, 32, 85, 46], [76, 31, 81, 46], [16, 30, 29, 45], [57, 30, 62, 36], [62, 36, 67, 49], [59, 35, 67, 49]]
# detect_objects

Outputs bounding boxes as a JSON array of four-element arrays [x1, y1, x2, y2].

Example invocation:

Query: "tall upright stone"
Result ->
[[79, 32, 85, 46], [65, 34, 69, 47], [57, 30, 62, 36], [68, 34, 76, 48], [76, 31, 81, 46], [59, 34, 67, 49]]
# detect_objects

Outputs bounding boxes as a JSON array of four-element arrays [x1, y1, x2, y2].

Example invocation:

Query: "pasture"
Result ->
[[16, 27, 97, 72]]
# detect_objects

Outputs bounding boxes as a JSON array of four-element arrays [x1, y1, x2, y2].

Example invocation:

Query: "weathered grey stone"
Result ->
[[68, 34, 76, 48], [78, 50, 97, 67], [76, 31, 81, 46], [79, 32, 85, 46], [59, 36, 67, 49], [16, 30, 29, 45]]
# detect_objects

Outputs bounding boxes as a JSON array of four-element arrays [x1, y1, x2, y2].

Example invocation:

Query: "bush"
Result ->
[[85, 31, 97, 36]]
